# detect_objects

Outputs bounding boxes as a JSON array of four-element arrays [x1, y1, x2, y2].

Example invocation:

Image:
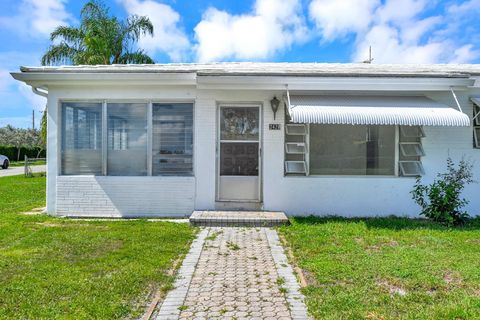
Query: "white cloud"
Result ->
[[0, 0, 73, 38], [309, 0, 379, 40], [309, 0, 479, 64], [120, 0, 191, 61], [17, 83, 47, 112], [0, 51, 46, 129], [0, 69, 11, 94], [450, 44, 480, 64], [194, 0, 309, 62]]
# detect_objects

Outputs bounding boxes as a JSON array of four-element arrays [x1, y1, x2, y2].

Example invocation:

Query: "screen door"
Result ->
[[217, 105, 260, 201]]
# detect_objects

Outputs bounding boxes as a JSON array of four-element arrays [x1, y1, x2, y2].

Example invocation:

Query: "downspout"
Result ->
[[284, 84, 291, 118], [32, 86, 48, 97]]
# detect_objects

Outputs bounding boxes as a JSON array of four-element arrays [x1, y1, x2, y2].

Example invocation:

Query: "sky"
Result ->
[[0, 0, 479, 128]]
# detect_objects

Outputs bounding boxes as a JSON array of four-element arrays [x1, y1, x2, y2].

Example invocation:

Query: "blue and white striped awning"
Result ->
[[287, 95, 470, 126]]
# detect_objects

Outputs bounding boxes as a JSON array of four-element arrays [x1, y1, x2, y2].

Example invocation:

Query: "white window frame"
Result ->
[[399, 160, 425, 177], [400, 142, 425, 157], [59, 99, 194, 177], [474, 127, 480, 149], [285, 161, 307, 174], [285, 142, 307, 154], [400, 126, 425, 138], [286, 124, 307, 135], [474, 103, 480, 126]]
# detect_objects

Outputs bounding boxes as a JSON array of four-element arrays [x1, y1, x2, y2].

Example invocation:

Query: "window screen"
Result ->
[[107, 103, 147, 176], [152, 103, 193, 175], [474, 127, 480, 148], [400, 126, 425, 138], [400, 143, 425, 157], [474, 103, 480, 148], [61, 102, 102, 175], [399, 161, 425, 176], [309, 125, 396, 175]]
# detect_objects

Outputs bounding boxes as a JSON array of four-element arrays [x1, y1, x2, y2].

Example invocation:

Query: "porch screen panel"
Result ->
[[107, 103, 148, 176], [152, 103, 193, 175], [61, 102, 102, 175], [309, 125, 395, 175]]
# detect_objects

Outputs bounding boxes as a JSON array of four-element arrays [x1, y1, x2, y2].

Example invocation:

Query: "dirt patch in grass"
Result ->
[[377, 279, 407, 297], [443, 271, 463, 287]]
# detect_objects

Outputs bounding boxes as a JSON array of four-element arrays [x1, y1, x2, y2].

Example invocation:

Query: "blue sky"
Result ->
[[0, 0, 479, 128]]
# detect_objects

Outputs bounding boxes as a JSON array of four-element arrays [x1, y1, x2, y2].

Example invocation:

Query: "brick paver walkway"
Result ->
[[155, 227, 309, 320]]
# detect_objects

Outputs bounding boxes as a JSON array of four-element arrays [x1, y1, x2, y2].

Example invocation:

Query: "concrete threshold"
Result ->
[[189, 210, 289, 227]]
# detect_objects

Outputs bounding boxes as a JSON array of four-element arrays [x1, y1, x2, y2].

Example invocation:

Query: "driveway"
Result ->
[[0, 165, 46, 177]]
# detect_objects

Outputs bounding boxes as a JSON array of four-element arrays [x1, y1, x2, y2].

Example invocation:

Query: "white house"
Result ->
[[11, 63, 480, 218]]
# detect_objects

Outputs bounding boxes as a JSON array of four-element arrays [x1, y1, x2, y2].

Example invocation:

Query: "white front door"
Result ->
[[217, 105, 261, 201]]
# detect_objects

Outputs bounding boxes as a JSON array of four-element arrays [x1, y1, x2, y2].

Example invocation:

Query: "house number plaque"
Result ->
[[269, 124, 281, 130]]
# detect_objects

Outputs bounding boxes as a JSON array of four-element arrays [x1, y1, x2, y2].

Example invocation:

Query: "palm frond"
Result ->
[[118, 50, 154, 64], [81, 0, 108, 20], [42, 0, 156, 66], [124, 15, 154, 42], [50, 26, 84, 44], [41, 43, 79, 66]]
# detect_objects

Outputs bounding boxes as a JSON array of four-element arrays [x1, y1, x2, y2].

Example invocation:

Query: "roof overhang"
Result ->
[[11, 70, 475, 91], [196, 75, 474, 91], [10, 72, 197, 88], [286, 95, 471, 126]]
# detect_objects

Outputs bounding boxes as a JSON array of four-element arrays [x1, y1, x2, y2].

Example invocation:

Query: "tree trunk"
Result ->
[[36, 148, 43, 159]]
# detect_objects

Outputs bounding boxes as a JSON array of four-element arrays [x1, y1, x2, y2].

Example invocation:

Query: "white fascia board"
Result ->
[[197, 75, 474, 91], [10, 72, 197, 88]]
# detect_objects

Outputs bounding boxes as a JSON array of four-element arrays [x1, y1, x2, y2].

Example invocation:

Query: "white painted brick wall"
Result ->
[[48, 85, 480, 218], [56, 175, 195, 217]]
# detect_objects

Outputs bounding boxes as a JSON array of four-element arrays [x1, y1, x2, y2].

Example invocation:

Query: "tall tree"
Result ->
[[41, 0, 155, 65]]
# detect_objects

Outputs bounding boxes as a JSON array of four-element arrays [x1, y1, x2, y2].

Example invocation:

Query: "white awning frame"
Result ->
[[285, 95, 471, 127]]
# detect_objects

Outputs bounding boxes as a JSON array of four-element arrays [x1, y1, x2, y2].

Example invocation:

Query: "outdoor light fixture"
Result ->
[[270, 96, 280, 120]]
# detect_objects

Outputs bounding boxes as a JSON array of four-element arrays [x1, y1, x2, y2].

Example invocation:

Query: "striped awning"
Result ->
[[286, 95, 470, 126]]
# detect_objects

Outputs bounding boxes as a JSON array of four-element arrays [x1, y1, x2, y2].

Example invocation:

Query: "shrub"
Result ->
[[411, 157, 475, 226], [0, 145, 46, 161]]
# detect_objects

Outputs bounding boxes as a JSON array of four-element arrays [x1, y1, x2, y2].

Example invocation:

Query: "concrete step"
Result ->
[[189, 211, 289, 227]]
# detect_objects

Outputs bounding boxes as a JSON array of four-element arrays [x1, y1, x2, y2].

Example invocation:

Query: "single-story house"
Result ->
[[11, 63, 480, 218]]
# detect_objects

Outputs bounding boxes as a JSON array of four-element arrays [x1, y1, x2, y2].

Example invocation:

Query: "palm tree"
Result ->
[[41, 0, 155, 65]]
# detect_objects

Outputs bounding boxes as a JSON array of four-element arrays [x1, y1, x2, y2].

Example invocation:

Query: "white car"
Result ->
[[0, 154, 9, 169]]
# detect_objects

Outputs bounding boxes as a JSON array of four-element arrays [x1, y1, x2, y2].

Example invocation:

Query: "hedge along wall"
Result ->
[[0, 145, 46, 161]]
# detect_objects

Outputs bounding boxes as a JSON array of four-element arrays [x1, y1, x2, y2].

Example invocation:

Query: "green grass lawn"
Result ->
[[0, 174, 196, 319], [280, 217, 480, 320]]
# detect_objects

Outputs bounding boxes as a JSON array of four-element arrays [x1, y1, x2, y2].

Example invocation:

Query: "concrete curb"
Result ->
[[265, 228, 311, 320], [155, 228, 209, 320]]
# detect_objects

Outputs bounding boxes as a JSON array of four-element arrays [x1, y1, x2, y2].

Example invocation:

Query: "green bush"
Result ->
[[411, 157, 474, 226], [0, 145, 46, 161]]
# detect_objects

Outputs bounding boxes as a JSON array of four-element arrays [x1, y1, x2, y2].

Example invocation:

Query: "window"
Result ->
[[475, 127, 480, 148], [399, 161, 425, 176], [400, 126, 425, 138], [152, 103, 193, 176], [398, 126, 425, 176], [400, 143, 425, 157], [309, 125, 396, 175], [61, 102, 102, 175], [107, 103, 148, 176], [61, 101, 194, 176], [474, 102, 480, 148]]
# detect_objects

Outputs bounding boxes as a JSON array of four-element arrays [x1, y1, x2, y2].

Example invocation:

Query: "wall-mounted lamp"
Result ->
[[270, 96, 280, 120]]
